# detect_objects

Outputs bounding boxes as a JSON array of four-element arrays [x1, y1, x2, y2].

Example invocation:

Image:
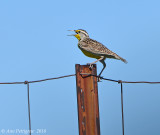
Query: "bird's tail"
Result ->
[[119, 56, 128, 63], [115, 55, 128, 63]]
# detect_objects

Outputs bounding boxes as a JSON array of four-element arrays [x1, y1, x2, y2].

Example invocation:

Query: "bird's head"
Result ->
[[68, 29, 89, 41]]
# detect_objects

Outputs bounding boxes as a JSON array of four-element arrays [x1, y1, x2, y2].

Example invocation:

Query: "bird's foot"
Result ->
[[97, 76, 102, 82], [87, 63, 93, 70]]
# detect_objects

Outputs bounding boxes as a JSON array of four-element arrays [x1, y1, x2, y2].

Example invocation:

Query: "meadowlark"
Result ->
[[68, 29, 127, 80]]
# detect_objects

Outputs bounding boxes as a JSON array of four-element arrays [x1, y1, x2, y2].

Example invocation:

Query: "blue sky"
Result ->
[[0, 0, 160, 135]]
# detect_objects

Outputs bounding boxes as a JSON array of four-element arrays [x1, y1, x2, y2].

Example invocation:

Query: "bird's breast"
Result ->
[[78, 44, 101, 59]]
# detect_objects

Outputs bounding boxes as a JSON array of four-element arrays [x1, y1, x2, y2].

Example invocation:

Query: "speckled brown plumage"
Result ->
[[78, 37, 127, 63]]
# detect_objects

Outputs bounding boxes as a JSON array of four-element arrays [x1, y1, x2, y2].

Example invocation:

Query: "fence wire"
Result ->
[[0, 73, 160, 135]]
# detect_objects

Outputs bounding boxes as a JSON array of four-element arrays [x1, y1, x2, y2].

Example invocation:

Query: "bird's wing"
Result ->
[[79, 38, 128, 63], [79, 38, 116, 56]]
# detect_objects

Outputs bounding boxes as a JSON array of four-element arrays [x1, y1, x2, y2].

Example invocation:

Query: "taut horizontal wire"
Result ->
[[28, 74, 76, 83], [120, 80, 160, 84], [0, 82, 25, 84], [101, 77, 160, 84], [0, 74, 76, 85], [0, 73, 160, 85], [80, 73, 160, 84]]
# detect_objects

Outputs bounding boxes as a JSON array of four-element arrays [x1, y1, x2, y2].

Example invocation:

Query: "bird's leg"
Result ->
[[98, 60, 106, 82], [87, 56, 104, 69]]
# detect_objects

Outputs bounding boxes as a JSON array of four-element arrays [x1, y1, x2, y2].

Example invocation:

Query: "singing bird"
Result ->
[[68, 29, 127, 80]]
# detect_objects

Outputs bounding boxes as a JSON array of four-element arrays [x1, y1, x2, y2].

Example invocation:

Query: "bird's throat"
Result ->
[[74, 34, 81, 41]]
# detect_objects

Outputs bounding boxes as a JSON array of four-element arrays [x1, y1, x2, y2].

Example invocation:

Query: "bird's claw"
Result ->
[[97, 76, 102, 82], [87, 63, 93, 69]]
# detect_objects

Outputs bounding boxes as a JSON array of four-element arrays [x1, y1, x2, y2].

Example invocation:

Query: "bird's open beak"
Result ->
[[67, 30, 76, 36], [67, 34, 75, 36]]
